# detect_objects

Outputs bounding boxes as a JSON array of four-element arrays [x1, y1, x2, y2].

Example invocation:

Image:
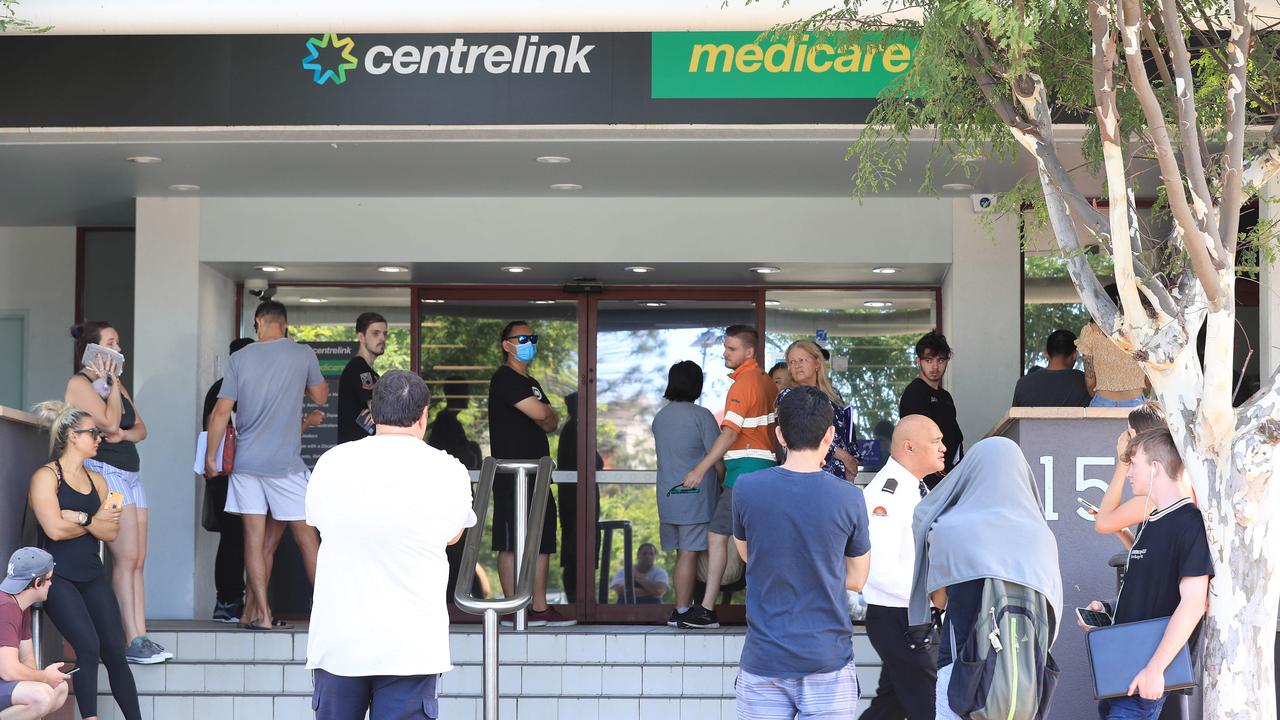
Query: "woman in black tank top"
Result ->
[[29, 401, 142, 720]]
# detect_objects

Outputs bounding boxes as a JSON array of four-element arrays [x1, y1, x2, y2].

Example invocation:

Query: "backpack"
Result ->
[[947, 578, 1060, 720]]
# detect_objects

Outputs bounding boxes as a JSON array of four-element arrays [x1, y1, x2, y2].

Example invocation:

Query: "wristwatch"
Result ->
[[79, 512, 91, 527]]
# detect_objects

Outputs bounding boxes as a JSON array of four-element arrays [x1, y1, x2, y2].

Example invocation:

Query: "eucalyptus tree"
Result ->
[[770, 0, 1280, 714]]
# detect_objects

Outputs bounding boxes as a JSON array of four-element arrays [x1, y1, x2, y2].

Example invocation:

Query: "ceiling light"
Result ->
[[501, 266, 532, 273], [872, 266, 903, 274], [536, 156, 572, 164], [863, 301, 894, 308], [941, 182, 974, 192], [624, 266, 655, 274], [749, 266, 782, 274], [377, 265, 408, 273], [765, 300, 781, 307], [299, 297, 328, 304], [168, 184, 200, 192], [549, 183, 583, 191], [530, 300, 556, 305], [638, 301, 667, 308], [126, 156, 161, 164], [256, 265, 286, 273], [421, 299, 445, 304]]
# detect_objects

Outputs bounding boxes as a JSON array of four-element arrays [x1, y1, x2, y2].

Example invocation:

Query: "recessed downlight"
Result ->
[[765, 300, 782, 307], [750, 266, 782, 275], [168, 184, 200, 192], [126, 156, 162, 164], [624, 266, 655, 274], [256, 265, 286, 273], [536, 156, 572, 164], [941, 182, 975, 192], [863, 301, 894, 308], [377, 265, 408, 273], [872, 266, 903, 274], [638, 301, 667, 308], [421, 299, 445, 304], [530, 300, 556, 305], [299, 297, 328, 304], [501, 266, 532, 273], [549, 183, 583, 191]]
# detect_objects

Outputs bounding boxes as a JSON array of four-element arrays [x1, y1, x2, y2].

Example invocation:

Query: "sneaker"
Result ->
[[212, 601, 240, 624], [142, 637, 174, 660], [527, 607, 577, 627], [124, 638, 166, 664], [677, 605, 720, 629], [667, 608, 691, 627]]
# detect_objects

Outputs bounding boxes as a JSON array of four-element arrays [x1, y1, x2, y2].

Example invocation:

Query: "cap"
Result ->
[[1, 547, 54, 594]]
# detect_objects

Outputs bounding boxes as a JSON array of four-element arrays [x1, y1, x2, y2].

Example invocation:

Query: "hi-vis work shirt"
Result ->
[[861, 456, 927, 608], [722, 358, 778, 464]]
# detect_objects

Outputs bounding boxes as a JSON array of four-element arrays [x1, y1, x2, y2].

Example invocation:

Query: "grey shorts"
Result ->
[[709, 486, 734, 535], [660, 522, 709, 552]]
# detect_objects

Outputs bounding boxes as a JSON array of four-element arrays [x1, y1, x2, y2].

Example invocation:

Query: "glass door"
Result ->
[[587, 292, 757, 622]]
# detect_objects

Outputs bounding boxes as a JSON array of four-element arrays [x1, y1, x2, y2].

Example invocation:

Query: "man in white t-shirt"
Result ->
[[610, 543, 669, 604], [306, 370, 476, 719]]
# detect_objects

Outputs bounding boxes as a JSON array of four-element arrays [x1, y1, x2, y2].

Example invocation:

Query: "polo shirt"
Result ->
[[721, 359, 778, 484]]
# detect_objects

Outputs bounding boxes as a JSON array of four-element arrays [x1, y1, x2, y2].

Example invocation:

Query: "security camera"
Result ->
[[970, 194, 999, 213], [244, 278, 276, 300]]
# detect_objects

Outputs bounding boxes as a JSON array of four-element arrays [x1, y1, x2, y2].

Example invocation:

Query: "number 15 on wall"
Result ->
[[1038, 456, 1114, 521]]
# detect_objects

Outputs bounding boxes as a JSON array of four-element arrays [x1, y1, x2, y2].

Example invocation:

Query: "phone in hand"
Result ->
[[106, 491, 125, 510], [1076, 607, 1113, 628], [66, 667, 80, 675], [1077, 497, 1100, 513]]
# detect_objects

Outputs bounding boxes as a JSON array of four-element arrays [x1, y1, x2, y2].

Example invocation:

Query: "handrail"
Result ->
[[452, 455, 554, 720]]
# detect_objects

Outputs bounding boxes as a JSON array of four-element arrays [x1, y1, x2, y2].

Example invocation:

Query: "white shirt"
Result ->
[[861, 456, 926, 608], [611, 565, 670, 598], [305, 434, 477, 676]]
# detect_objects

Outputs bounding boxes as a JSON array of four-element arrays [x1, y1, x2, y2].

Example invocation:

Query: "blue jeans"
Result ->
[[1098, 695, 1166, 719], [1090, 395, 1145, 408]]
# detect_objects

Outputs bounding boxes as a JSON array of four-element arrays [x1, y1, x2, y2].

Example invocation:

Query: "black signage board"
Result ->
[[0, 33, 878, 127]]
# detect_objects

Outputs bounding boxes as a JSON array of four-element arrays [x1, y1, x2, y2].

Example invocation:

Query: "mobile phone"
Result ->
[[106, 491, 125, 510], [1077, 497, 1100, 513], [80, 343, 125, 375], [1075, 607, 1113, 628], [66, 667, 80, 675]]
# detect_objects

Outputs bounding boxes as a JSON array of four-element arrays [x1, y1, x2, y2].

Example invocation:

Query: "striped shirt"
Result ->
[[722, 358, 779, 463]]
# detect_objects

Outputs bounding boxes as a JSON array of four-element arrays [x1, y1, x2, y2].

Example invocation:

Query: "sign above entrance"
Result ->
[[651, 32, 915, 99], [0, 33, 885, 127]]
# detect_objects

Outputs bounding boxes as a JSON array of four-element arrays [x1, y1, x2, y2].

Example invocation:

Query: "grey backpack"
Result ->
[[947, 578, 1060, 720]]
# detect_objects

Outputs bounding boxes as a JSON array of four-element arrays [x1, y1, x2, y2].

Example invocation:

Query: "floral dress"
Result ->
[[776, 386, 859, 479]]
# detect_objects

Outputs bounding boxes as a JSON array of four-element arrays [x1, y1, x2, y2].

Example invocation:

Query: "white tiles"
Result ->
[[684, 634, 724, 663], [645, 634, 684, 663], [292, 633, 309, 661], [152, 695, 194, 720], [601, 666, 643, 696], [561, 665, 604, 696], [639, 697, 680, 720], [606, 634, 647, 663], [273, 695, 313, 720], [598, 698, 641, 720], [193, 696, 233, 720], [177, 632, 216, 660], [517, 697, 559, 719], [282, 664, 312, 693], [566, 633, 607, 662], [164, 664, 205, 693], [642, 665, 683, 696], [204, 664, 245, 692], [450, 632, 483, 663], [526, 632, 568, 662], [498, 633, 527, 661], [559, 697, 602, 719], [681, 665, 723, 696], [215, 632, 255, 661], [232, 695, 274, 719], [522, 665, 563, 695], [253, 633, 294, 661], [438, 696, 478, 720], [245, 663, 284, 693]]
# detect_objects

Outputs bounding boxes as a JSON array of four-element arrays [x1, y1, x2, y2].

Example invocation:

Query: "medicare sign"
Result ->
[[651, 31, 916, 99]]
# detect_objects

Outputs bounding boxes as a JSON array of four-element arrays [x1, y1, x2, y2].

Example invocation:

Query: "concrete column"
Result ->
[[943, 199, 1022, 450], [134, 198, 201, 619], [1260, 177, 1280, 378]]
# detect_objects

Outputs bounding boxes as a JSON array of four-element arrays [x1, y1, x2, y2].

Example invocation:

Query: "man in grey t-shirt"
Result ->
[[205, 300, 327, 631]]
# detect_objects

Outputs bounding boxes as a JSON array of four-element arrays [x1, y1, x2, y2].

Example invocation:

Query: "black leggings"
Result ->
[[44, 572, 141, 720]]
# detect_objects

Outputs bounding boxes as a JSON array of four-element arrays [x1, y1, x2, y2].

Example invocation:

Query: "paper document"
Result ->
[[194, 431, 227, 474]]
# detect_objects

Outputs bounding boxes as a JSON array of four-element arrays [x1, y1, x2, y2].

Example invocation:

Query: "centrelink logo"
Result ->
[[302, 32, 595, 85]]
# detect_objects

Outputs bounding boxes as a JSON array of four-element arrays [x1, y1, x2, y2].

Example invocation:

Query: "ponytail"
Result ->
[[31, 400, 89, 460]]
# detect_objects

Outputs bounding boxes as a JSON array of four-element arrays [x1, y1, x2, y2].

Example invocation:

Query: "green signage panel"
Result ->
[[651, 31, 915, 99]]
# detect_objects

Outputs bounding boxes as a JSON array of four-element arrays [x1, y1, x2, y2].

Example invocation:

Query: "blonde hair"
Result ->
[[31, 400, 90, 460], [785, 341, 843, 406]]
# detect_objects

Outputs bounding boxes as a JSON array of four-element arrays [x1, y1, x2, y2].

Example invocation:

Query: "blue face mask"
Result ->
[[515, 342, 537, 363]]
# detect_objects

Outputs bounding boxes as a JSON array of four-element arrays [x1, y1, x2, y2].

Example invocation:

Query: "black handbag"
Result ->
[[1085, 616, 1196, 700], [201, 475, 229, 532]]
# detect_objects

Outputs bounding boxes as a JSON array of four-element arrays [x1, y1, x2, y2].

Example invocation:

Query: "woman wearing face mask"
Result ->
[[64, 321, 166, 665], [29, 400, 142, 720], [775, 340, 859, 481]]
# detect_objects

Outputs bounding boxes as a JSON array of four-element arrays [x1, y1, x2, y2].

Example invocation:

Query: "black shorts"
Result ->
[[491, 473, 558, 554], [0, 679, 18, 710]]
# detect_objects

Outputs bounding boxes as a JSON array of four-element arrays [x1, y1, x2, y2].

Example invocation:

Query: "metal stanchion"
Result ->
[[513, 464, 529, 631]]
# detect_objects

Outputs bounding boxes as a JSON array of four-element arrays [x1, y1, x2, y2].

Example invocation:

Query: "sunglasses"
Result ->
[[503, 334, 539, 345], [71, 428, 102, 440]]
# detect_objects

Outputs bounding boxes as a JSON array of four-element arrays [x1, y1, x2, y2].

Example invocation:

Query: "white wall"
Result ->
[[943, 200, 1022, 449], [134, 198, 203, 619], [198, 197, 954, 265], [0, 227, 76, 408]]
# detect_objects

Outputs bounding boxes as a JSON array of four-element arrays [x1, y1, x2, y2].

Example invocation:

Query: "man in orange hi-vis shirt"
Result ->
[[675, 325, 778, 630]]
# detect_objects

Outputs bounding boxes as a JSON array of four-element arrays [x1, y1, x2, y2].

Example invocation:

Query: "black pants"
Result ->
[[859, 604, 938, 720], [215, 509, 245, 604], [44, 572, 142, 720]]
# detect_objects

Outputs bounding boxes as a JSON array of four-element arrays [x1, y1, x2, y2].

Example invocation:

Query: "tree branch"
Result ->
[[1217, 0, 1253, 255], [1118, 0, 1225, 305]]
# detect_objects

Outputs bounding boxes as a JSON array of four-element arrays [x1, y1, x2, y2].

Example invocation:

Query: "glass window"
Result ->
[[764, 289, 937, 473]]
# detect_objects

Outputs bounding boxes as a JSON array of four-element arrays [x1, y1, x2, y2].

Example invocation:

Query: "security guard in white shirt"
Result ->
[[859, 415, 947, 720]]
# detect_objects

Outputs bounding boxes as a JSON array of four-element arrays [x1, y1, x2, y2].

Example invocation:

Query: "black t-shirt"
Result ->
[[939, 579, 985, 667], [337, 356, 378, 444], [202, 379, 228, 431], [488, 365, 551, 460], [427, 410, 482, 470], [1012, 368, 1092, 408], [1115, 499, 1214, 639], [899, 377, 963, 474]]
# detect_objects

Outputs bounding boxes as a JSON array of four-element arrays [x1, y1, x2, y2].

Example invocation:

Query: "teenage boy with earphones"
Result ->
[[1079, 428, 1213, 720]]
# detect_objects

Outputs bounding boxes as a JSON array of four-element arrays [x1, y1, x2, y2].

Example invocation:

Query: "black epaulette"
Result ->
[[882, 478, 898, 494]]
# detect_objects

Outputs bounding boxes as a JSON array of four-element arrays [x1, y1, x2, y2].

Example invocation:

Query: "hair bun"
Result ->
[[70, 325, 83, 340], [31, 400, 70, 424]]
